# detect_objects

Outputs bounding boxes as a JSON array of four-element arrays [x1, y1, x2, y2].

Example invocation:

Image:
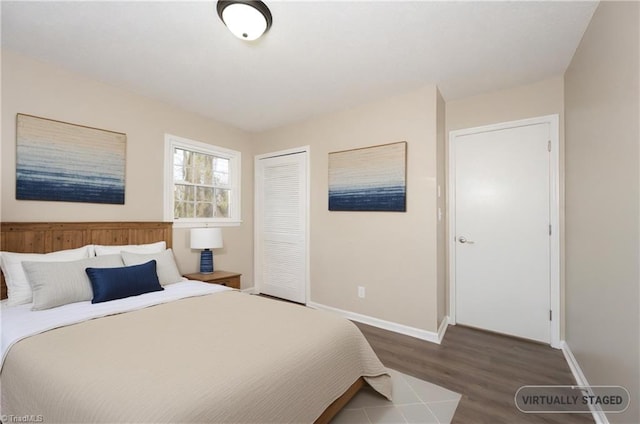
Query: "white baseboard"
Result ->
[[561, 341, 609, 424], [438, 315, 450, 342], [308, 301, 448, 344], [241, 286, 257, 294]]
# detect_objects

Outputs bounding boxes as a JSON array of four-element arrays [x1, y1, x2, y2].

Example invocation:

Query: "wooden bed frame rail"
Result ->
[[0, 222, 173, 300], [315, 377, 365, 423]]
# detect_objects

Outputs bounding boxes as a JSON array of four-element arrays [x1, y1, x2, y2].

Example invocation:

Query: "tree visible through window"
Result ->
[[165, 134, 241, 225], [173, 148, 230, 218]]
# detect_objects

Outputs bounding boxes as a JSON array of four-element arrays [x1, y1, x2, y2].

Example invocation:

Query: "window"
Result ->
[[164, 134, 241, 226]]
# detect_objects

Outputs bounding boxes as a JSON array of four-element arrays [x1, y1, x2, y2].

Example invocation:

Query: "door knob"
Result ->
[[459, 236, 475, 244]]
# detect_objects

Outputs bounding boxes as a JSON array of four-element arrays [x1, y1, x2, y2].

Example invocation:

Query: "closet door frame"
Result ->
[[254, 146, 310, 303]]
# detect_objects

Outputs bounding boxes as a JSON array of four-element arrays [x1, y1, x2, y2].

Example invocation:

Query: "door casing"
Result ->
[[448, 115, 561, 348], [254, 146, 310, 304]]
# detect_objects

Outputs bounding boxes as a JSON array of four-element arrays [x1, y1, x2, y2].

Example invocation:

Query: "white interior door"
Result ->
[[452, 122, 552, 343], [255, 149, 308, 303]]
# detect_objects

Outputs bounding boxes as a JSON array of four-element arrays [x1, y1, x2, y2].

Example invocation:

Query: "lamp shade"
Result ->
[[217, 1, 273, 41], [190, 228, 223, 250]]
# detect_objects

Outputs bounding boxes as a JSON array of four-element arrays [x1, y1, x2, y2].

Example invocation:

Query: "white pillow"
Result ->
[[0, 245, 92, 306], [94, 241, 166, 256], [121, 249, 183, 286], [23, 254, 124, 311]]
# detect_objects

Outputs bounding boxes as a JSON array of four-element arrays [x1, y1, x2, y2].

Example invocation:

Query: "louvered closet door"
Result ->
[[255, 150, 308, 303]]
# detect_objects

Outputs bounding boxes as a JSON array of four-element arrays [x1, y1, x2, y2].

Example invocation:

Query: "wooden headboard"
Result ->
[[0, 222, 173, 300]]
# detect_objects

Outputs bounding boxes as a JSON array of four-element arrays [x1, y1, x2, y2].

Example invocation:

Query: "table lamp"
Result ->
[[190, 228, 223, 274]]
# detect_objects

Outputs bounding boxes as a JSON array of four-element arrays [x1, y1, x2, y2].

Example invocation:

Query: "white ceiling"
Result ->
[[1, 1, 598, 132]]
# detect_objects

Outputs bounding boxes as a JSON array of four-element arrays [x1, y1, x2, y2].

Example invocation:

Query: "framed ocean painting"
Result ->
[[328, 141, 407, 212], [16, 114, 126, 204]]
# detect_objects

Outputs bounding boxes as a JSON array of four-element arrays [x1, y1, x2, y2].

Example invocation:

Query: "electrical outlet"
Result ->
[[358, 286, 365, 298]]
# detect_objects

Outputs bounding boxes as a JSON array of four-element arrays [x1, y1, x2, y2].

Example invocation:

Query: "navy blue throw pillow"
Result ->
[[86, 260, 164, 304]]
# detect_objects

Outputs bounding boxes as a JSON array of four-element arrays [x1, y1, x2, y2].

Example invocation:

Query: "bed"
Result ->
[[0, 222, 391, 423]]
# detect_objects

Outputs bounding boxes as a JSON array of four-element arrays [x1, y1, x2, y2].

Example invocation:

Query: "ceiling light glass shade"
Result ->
[[217, 1, 273, 41]]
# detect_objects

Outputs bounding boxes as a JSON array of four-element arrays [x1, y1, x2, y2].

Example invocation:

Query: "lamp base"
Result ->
[[199, 249, 214, 274]]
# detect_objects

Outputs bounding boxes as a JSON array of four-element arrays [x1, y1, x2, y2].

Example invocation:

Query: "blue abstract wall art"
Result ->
[[329, 141, 407, 212], [16, 114, 126, 205]]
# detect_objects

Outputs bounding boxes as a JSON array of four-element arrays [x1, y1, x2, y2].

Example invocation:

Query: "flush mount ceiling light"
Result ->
[[217, 0, 273, 41]]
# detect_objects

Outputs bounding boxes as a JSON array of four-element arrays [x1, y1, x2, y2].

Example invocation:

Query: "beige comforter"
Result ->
[[1, 291, 390, 423]]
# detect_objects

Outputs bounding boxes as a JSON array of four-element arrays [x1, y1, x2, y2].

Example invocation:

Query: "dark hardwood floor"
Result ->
[[355, 322, 594, 424]]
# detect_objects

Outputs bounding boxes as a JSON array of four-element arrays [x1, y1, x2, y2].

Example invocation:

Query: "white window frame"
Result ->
[[164, 134, 241, 228]]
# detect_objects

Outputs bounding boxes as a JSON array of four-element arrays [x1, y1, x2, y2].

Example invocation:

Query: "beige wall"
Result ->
[[1, 49, 447, 334], [564, 2, 639, 423], [1, 50, 255, 286], [446, 76, 565, 133], [254, 86, 443, 332]]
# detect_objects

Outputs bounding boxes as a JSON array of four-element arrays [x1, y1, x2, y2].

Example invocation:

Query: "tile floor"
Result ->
[[331, 369, 461, 424]]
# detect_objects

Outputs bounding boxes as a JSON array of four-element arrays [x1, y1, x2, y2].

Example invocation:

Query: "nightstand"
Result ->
[[184, 271, 242, 289]]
